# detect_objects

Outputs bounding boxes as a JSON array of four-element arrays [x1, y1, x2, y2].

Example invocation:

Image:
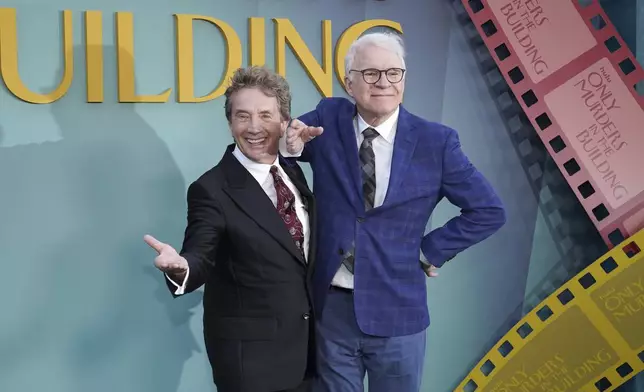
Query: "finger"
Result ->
[[309, 126, 324, 137], [286, 128, 302, 141], [144, 234, 165, 254], [169, 264, 188, 272], [286, 121, 301, 134], [165, 265, 187, 273], [157, 266, 187, 276], [289, 118, 307, 129], [155, 259, 186, 272]]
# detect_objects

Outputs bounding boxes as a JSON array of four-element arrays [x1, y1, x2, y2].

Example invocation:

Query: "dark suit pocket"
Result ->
[[209, 316, 278, 341]]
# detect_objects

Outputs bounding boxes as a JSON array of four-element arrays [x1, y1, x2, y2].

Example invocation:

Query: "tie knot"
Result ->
[[270, 166, 285, 187], [362, 127, 379, 142]]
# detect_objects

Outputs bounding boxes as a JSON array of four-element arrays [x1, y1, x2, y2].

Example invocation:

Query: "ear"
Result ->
[[344, 76, 354, 98], [280, 118, 290, 138], [228, 120, 237, 141]]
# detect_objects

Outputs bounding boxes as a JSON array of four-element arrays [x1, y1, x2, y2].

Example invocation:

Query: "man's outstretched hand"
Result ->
[[144, 234, 188, 280], [285, 119, 323, 154]]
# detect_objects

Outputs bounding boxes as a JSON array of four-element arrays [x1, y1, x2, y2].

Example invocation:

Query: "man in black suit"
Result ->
[[144, 66, 316, 392]]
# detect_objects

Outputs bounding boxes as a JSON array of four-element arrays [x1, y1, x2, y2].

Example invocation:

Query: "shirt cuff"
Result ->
[[420, 250, 432, 266], [165, 268, 190, 295]]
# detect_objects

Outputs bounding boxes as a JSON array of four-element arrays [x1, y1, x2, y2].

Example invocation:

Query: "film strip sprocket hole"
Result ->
[[461, 0, 644, 248], [458, 230, 644, 392]]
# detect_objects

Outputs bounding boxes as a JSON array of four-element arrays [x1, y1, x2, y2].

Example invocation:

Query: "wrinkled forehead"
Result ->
[[231, 87, 280, 114], [353, 45, 403, 69]]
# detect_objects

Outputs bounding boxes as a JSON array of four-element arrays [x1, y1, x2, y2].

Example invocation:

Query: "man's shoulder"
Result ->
[[402, 108, 457, 142], [189, 159, 228, 194], [314, 96, 354, 113]]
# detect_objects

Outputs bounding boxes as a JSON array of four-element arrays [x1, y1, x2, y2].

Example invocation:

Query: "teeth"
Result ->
[[247, 138, 266, 145]]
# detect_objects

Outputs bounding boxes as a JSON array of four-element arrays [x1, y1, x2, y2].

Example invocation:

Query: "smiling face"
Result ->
[[229, 87, 288, 164], [345, 44, 405, 125]]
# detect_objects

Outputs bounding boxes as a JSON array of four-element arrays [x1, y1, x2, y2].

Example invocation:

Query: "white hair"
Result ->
[[344, 31, 406, 78]]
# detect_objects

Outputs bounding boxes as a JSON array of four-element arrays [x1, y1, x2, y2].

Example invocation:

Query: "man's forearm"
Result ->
[[423, 126, 506, 267], [420, 205, 506, 267]]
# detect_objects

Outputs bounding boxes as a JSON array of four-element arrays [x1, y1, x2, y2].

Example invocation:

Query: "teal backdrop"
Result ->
[[0, 0, 642, 391]]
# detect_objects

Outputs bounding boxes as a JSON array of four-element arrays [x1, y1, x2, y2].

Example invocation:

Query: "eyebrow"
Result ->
[[233, 108, 274, 115]]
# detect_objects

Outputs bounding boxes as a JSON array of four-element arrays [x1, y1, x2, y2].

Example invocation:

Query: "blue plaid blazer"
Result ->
[[296, 98, 506, 337]]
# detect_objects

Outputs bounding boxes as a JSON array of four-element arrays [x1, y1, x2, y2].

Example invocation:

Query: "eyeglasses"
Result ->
[[349, 68, 406, 84]]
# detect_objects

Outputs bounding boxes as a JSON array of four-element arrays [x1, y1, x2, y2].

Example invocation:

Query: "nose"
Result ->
[[375, 73, 391, 88], [246, 116, 263, 133]]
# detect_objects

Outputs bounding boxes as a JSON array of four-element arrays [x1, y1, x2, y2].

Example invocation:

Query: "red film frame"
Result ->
[[461, 0, 644, 247]]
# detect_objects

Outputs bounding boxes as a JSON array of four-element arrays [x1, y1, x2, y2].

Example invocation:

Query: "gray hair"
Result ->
[[344, 31, 406, 77], [224, 66, 291, 122]]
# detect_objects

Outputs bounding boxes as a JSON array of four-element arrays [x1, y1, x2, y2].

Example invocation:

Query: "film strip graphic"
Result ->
[[460, 0, 644, 248], [451, 0, 608, 304], [457, 229, 644, 391], [448, 0, 610, 375]]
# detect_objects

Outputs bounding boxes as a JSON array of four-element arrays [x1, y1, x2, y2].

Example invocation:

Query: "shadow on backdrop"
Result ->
[[0, 44, 201, 392]]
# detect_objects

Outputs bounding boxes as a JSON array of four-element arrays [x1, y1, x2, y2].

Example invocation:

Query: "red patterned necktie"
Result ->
[[270, 166, 305, 257]]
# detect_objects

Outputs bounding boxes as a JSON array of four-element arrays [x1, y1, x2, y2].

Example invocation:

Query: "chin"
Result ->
[[241, 144, 277, 163], [370, 104, 396, 114]]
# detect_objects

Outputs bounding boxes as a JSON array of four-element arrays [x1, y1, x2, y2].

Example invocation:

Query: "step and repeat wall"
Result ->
[[0, 0, 641, 391]]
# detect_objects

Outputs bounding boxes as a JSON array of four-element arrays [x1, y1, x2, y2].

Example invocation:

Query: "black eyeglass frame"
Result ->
[[349, 68, 406, 84]]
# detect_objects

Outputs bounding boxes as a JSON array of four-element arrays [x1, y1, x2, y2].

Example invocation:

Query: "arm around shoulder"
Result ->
[[421, 127, 506, 267]]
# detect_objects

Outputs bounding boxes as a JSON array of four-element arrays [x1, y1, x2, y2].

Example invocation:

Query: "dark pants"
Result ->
[[313, 288, 426, 392], [279, 378, 312, 392]]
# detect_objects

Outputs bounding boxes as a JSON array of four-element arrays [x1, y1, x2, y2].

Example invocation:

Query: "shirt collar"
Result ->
[[232, 145, 281, 184], [355, 105, 399, 144]]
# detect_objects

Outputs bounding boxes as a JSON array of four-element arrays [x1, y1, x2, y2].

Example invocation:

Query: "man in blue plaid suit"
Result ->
[[282, 32, 506, 391]]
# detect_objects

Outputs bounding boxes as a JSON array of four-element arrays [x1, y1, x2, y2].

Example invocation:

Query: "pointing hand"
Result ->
[[285, 119, 323, 154], [144, 234, 188, 278]]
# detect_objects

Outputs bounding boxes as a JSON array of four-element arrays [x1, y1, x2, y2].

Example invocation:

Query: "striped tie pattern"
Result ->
[[360, 127, 379, 211]]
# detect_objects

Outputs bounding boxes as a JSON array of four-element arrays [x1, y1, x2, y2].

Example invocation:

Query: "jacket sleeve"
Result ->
[[420, 127, 506, 267]]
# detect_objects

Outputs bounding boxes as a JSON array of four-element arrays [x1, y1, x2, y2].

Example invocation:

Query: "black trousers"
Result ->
[[278, 378, 313, 392]]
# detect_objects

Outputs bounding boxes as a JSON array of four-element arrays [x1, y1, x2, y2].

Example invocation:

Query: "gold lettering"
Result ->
[[0, 8, 73, 103], [116, 12, 172, 103], [274, 18, 332, 97], [85, 11, 103, 102], [175, 14, 242, 103], [248, 17, 266, 66], [334, 19, 403, 88], [603, 278, 644, 322], [0, 8, 402, 103]]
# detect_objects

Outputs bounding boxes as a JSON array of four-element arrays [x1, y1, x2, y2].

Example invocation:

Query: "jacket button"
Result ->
[[302, 313, 310, 320], [338, 248, 344, 255], [356, 217, 364, 223]]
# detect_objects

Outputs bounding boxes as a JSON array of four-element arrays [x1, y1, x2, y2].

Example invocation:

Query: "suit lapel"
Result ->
[[280, 158, 317, 275], [221, 148, 306, 265], [337, 104, 363, 200], [382, 106, 418, 207]]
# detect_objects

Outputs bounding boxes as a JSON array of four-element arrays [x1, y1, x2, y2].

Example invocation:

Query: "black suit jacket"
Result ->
[[166, 144, 317, 392]]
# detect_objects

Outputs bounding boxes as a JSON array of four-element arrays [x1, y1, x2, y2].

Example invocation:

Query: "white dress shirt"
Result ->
[[167, 146, 310, 295]]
